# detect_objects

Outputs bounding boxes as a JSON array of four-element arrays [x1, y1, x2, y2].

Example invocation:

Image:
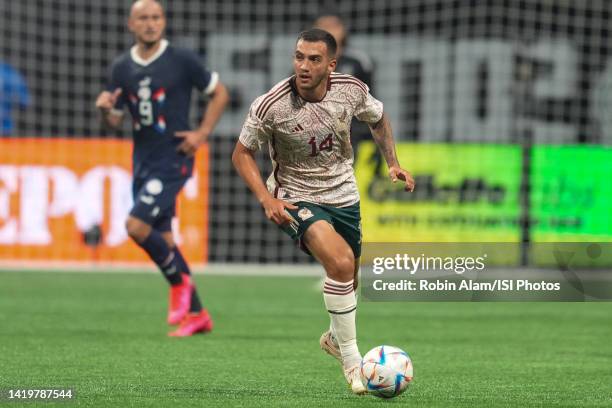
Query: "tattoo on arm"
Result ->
[[369, 113, 399, 168]]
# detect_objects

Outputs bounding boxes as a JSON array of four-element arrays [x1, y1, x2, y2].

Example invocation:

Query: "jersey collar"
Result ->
[[130, 39, 169, 66], [290, 74, 332, 103]]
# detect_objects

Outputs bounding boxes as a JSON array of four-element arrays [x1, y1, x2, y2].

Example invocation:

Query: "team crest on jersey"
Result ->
[[138, 86, 151, 100], [139, 77, 151, 87], [138, 77, 152, 100], [298, 208, 314, 221]]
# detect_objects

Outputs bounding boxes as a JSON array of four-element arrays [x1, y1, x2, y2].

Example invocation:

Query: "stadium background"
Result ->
[[1, 0, 611, 267]]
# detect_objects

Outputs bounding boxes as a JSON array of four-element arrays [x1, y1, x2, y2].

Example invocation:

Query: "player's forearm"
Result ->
[[197, 83, 229, 137], [369, 112, 400, 168], [232, 143, 273, 204]]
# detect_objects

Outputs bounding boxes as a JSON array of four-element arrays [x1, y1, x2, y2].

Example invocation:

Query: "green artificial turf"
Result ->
[[0, 271, 611, 407]]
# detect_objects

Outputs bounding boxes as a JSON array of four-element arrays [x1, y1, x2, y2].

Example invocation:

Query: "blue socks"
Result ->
[[140, 230, 182, 285], [139, 231, 203, 312]]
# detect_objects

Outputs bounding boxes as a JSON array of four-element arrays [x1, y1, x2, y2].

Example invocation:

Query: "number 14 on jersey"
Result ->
[[308, 133, 333, 157]]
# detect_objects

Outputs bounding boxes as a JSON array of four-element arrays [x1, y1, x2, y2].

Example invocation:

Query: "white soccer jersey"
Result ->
[[239, 73, 383, 207]]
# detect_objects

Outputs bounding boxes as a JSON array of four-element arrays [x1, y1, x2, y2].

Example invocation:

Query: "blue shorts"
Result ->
[[130, 175, 189, 232]]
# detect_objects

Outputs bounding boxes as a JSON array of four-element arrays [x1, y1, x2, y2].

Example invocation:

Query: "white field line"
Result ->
[[0, 261, 325, 277], [0, 262, 609, 280]]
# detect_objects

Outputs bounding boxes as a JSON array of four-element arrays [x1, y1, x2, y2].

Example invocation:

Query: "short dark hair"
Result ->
[[296, 28, 337, 58]]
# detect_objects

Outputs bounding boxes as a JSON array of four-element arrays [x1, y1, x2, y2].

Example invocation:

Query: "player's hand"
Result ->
[[389, 166, 415, 192], [95, 88, 122, 112], [261, 196, 298, 225], [175, 129, 208, 157]]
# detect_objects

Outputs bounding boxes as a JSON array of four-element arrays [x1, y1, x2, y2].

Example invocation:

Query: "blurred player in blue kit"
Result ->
[[96, 0, 229, 337]]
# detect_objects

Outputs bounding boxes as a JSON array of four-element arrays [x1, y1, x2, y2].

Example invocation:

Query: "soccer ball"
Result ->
[[360, 345, 414, 398]]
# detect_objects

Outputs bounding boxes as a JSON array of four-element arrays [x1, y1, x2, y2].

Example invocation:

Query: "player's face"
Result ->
[[293, 40, 336, 91], [128, 1, 166, 46]]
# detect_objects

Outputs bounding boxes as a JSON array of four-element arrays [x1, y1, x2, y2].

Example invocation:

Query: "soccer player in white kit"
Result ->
[[232, 28, 415, 394]]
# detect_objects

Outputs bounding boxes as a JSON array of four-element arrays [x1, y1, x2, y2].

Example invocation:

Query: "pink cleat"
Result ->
[[168, 309, 213, 337], [167, 273, 192, 325]]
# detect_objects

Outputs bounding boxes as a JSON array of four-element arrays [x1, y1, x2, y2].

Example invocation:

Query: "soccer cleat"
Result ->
[[344, 364, 367, 395], [167, 273, 192, 325], [168, 309, 213, 337], [319, 330, 342, 364]]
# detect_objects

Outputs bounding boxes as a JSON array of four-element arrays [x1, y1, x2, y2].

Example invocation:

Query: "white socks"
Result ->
[[323, 277, 361, 368]]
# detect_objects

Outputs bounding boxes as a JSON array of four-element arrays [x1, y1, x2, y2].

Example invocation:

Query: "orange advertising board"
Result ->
[[0, 138, 208, 267]]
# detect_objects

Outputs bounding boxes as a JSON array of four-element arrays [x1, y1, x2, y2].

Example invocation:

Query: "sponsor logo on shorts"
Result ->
[[298, 208, 314, 221]]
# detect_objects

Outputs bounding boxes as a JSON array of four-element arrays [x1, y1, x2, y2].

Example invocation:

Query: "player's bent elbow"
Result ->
[[231, 143, 247, 170]]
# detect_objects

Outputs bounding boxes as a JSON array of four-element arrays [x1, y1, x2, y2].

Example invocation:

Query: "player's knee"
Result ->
[[161, 233, 175, 249], [125, 217, 149, 243], [326, 251, 355, 282]]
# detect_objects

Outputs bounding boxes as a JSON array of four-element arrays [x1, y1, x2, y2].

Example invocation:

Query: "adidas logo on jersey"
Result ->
[[292, 124, 304, 133]]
